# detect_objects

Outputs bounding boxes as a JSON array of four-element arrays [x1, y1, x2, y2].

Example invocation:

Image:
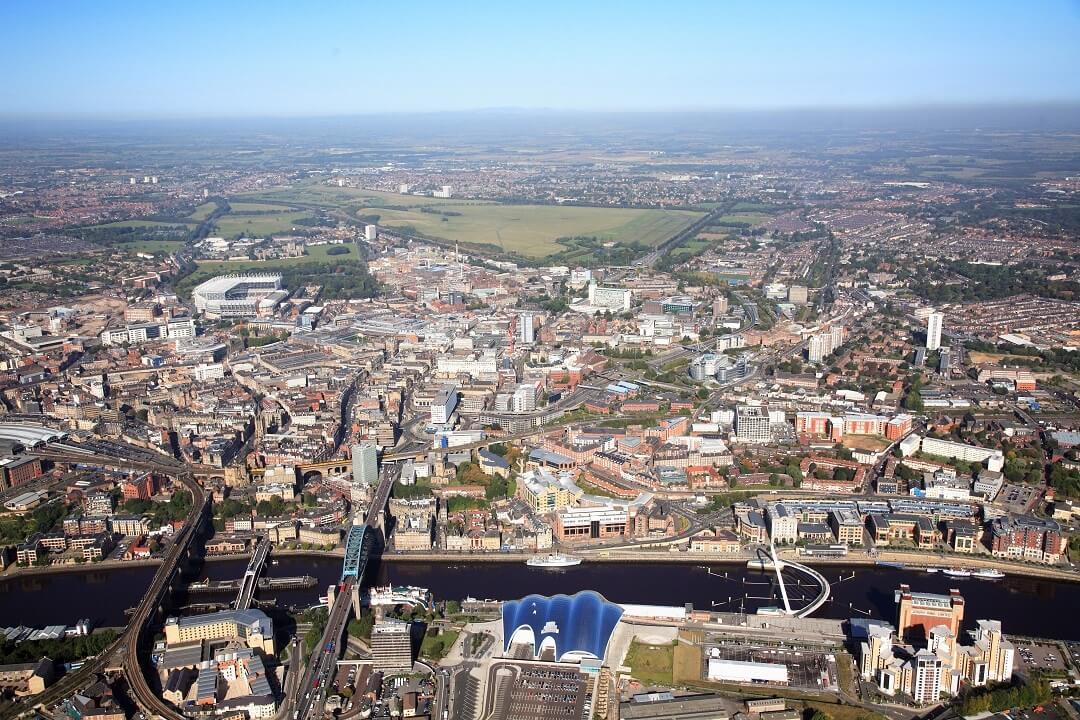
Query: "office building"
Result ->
[[371, 619, 413, 671], [765, 503, 798, 544], [555, 506, 629, 541], [430, 385, 459, 425], [734, 405, 772, 444], [0, 456, 43, 490], [926, 312, 943, 351], [517, 468, 582, 514], [192, 274, 287, 318], [351, 443, 378, 487], [436, 353, 497, 377], [100, 317, 196, 346]]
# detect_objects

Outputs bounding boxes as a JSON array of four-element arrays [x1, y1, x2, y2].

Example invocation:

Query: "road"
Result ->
[[293, 577, 356, 720], [294, 469, 395, 720]]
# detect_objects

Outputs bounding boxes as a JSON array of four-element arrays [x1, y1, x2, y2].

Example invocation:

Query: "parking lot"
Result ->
[[1012, 640, 1070, 675], [486, 662, 588, 720]]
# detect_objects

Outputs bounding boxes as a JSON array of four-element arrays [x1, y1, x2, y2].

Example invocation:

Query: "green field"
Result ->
[[188, 203, 218, 221], [366, 203, 701, 257], [227, 201, 297, 212], [713, 212, 772, 226], [624, 641, 674, 686], [212, 210, 313, 238], [236, 182, 701, 258]]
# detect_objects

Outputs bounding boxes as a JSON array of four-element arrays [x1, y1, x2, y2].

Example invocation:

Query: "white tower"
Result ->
[[520, 313, 535, 344], [926, 312, 944, 352]]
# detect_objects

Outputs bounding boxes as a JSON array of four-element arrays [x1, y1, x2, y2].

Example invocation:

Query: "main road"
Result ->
[[294, 467, 395, 720]]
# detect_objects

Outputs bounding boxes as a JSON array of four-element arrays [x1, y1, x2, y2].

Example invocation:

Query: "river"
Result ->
[[1, 556, 1076, 640]]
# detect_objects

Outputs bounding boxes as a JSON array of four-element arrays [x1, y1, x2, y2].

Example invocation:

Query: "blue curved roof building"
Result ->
[[502, 590, 623, 662]]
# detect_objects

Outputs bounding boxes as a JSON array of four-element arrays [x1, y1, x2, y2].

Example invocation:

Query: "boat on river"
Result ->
[[526, 553, 582, 568]]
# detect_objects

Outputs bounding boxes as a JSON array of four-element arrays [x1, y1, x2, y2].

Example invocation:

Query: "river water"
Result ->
[[2, 556, 1076, 640]]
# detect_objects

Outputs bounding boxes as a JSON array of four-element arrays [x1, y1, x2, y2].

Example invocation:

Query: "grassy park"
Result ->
[[234, 182, 701, 258], [365, 203, 700, 257], [211, 209, 313, 238]]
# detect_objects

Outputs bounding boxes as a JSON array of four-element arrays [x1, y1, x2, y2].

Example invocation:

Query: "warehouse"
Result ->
[[707, 658, 789, 685]]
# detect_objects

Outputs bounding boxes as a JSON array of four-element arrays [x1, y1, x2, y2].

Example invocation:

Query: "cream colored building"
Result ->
[[164, 609, 275, 655]]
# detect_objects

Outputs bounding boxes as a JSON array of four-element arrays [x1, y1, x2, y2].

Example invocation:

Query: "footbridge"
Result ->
[[747, 541, 831, 618]]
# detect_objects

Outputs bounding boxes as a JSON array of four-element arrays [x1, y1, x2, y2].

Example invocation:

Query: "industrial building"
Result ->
[[707, 658, 789, 685]]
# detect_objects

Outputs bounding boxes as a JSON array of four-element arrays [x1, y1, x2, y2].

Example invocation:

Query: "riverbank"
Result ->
[[377, 549, 1080, 584], [783, 549, 1080, 584], [4, 543, 1075, 587], [0, 557, 162, 580]]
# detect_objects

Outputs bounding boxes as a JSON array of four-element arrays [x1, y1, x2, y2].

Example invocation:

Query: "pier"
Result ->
[[188, 575, 318, 594]]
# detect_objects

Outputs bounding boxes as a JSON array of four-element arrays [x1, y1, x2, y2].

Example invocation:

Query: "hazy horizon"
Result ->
[[2, 1, 1078, 116]]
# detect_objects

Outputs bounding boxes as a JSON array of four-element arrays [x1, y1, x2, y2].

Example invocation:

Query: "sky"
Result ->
[[1, 0, 1079, 116]]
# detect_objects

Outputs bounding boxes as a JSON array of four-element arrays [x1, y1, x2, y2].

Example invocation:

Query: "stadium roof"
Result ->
[[502, 590, 623, 662], [191, 273, 282, 294]]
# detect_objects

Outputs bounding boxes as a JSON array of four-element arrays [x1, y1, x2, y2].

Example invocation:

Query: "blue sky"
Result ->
[[1, 0, 1078, 115]]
